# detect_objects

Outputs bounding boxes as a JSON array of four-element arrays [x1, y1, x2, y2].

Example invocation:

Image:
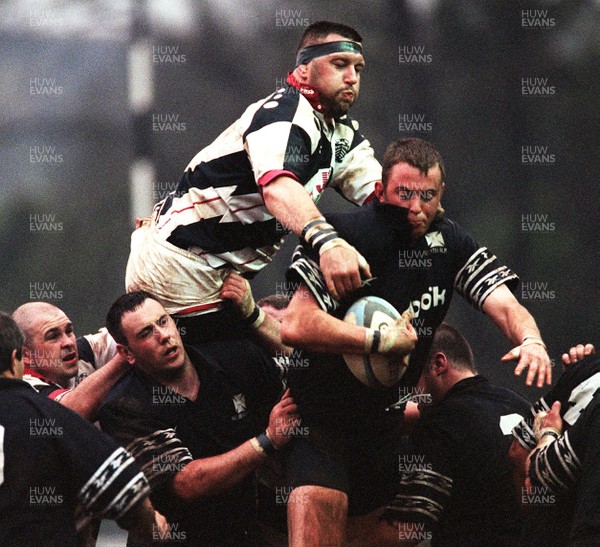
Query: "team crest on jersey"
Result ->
[[425, 231, 445, 252], [231, 393, 249, 420], [335, 139, 350, 162]]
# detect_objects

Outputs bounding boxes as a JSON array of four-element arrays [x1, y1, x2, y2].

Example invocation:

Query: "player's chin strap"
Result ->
[[301, 217, 369, 271], [286, 72, 325, 113]]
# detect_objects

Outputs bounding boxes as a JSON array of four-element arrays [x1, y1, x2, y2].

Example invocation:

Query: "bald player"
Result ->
[[12, 302, 129, 421]]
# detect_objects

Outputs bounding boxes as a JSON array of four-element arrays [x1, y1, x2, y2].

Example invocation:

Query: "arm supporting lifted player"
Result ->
[[262, 176, 372, 302], [484, 284, 552, 387]]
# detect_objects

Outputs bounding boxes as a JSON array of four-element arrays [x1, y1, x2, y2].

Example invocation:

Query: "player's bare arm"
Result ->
[[483, 284, 551, 388], [57, 353, 131, 421], [170, 389, 298, 500], [281, 283, 416, 356], [220, 271, 292, 356], [262, 175, 371, 300]]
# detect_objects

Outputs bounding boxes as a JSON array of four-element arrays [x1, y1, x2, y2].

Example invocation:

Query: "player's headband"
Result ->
[[295, 41, 363, 67]]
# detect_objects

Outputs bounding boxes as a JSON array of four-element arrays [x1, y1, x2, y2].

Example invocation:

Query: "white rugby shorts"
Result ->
[[125, 220, 226, 316]]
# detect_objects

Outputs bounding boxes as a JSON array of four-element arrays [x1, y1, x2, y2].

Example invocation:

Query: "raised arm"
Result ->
[[56, 354, 131, 421], [482, 284, 551, 388], [219, 271, 292, 356], [262, 176, 371, 301]]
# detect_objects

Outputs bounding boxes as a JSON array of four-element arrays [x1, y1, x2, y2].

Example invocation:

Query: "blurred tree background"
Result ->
[[0, 0, 598, 400]]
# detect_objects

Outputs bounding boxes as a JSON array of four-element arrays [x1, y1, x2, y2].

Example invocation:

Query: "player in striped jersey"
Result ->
[[125, 21, 382, 344], [524, 384, 600, 545], [0, 312, 156, 545]]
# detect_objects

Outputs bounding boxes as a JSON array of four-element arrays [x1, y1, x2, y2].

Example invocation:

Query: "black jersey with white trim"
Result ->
[[153, 80, 379, 275], [99, 342, 282, 545], [382, 376, 529, 546], [512, 354, 600, 451], [286, 202, 519, 392], [0, 378, 149, 545], [527, 392, 600, 545]]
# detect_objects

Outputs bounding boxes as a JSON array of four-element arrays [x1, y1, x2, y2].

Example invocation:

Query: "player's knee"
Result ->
[[289, 484, 348, 513]]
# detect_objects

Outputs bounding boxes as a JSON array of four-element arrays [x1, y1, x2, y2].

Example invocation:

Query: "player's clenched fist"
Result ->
[[562, 343, 595, 368], [319, 241, 372, 301], [266, 389, 300, 449]]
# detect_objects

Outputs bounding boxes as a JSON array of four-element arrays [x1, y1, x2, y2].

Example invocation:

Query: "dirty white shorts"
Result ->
[[125, 221, 227, 316]]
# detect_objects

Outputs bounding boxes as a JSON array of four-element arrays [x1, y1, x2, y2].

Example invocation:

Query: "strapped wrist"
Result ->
[[242, 305, 265, 330], [521, 337, 547, 350], [256, 431, 277, 456], [540, 429, 560, 441]]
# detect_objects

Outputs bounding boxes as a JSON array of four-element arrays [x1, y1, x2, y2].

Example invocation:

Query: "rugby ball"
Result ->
[[342, 296, 408, 390]]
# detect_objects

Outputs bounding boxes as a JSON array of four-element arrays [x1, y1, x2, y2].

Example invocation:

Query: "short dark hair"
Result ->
[[428, 323, 476, 373], [0, 312, 25, 374], [297, 21, 362, 52], [382, 137, 446, 188], [257, 294, 291, 310], [106, 291, 159, 346]]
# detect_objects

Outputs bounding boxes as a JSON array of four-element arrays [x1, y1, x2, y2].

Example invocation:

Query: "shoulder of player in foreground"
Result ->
[[100, 367, 147, 408]]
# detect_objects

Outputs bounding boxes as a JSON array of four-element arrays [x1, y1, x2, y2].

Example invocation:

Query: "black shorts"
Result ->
[[174, 305, 248, 344], [285, 422, 402, 516]]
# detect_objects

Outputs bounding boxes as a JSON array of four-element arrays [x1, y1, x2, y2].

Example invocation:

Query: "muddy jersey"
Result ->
[[152, 76, 380, 276]]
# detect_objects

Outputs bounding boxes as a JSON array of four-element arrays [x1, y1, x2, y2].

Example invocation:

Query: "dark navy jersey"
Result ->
[[152, 78, 379, 276], [99, 342, 282, 545], [285, 201, 519, 429], [527, 392, 600, 546], [516, 357, 600, 547], [383, 376, 530, 547], [0, 378, 149, 546], [512, 354, 600, 450]]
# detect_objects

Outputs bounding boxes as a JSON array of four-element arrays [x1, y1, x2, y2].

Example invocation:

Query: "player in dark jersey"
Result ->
[[0, 312, 155, 545], [13, 301, 129, 421], [346, 323, 530, 546], [99, 291, 300, 545], [279, 137, 550, 545], [508, 345, 599, 546], [524, 388, 600, 545], [125, 21, 382, 346]]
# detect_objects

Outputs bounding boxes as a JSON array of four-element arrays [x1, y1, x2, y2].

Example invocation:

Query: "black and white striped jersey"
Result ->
[[153, 76, 380, 275], [0, 378, 149, 545], [526, 392, 600, 544], [512, 354, 600, 451]]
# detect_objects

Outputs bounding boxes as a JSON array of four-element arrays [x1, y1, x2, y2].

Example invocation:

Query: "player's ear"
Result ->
[[295, 63, 309, 82], [10, 348, 23, 378], [116, 344, 136, 366], [432, 352, 448, 375], [374, 180, 385, 201], [21, 345, 32, 367]]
